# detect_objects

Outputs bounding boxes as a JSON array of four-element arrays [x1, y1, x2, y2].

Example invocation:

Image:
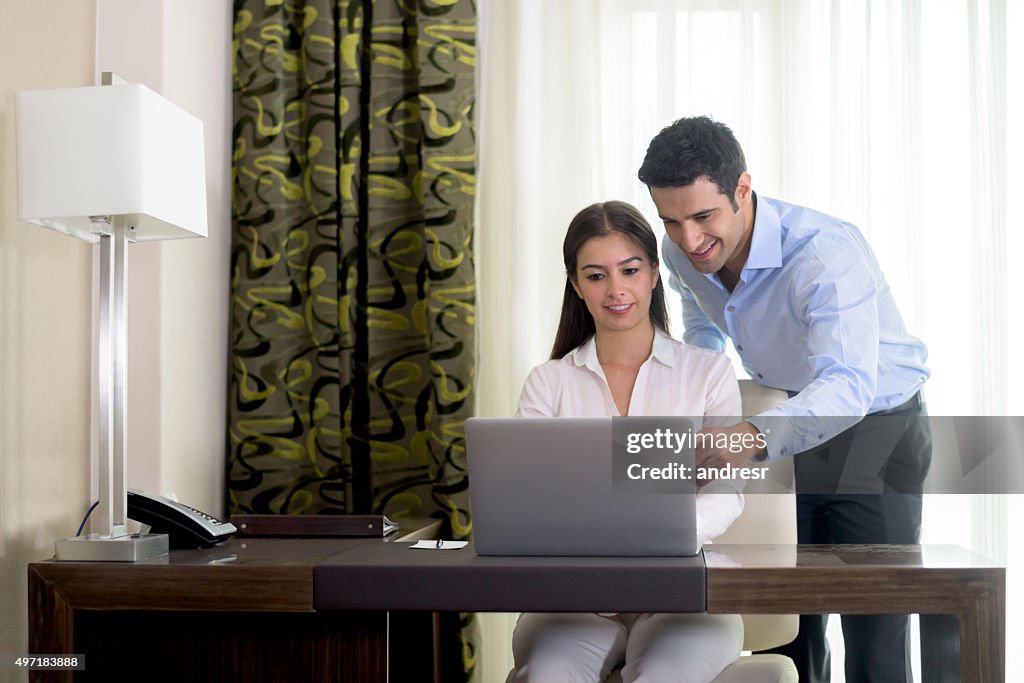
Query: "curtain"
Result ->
[[230, 0, 477, 677], [477, 0, 1021, 680]]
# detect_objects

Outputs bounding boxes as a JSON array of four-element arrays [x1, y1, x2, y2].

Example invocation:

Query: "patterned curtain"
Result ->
[[229, 0, 476, 676]]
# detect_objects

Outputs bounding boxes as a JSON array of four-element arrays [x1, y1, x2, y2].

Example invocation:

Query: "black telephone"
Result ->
[[127, 489, 237, 549]]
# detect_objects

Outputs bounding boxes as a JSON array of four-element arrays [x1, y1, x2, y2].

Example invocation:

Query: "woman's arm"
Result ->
[[515, 364, 557, 417], [696, 489, 744, 544], [697, 353, 745, 543]]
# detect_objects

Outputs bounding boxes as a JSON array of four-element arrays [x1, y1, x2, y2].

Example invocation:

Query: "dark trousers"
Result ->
[[766, 393, 932, 683]]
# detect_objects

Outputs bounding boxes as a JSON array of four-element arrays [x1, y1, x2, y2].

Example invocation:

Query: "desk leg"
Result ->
[[386, 611, 465, 683], [957, 578, 1006, 683], [920, 614, 959, 683], [920, 576, 1005, 683], [388, 611, 438, 683], [28, 568, 75, 683]]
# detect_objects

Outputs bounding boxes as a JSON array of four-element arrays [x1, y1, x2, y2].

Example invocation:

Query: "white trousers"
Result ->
[[509, 612, 743, 683]]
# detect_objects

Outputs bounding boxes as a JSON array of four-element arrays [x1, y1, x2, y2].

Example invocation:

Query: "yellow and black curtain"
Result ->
[[228, 0, 475, 567], [229, 0, 476, 673]]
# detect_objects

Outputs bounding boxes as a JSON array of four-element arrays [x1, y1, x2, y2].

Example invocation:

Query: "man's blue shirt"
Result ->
[[662, 193, 930, 460]]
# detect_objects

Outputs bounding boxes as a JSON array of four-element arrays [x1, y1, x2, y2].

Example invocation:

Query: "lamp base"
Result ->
[[55, 533, 169, 562]]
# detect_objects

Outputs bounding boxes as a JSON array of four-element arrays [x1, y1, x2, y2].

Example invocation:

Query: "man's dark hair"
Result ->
[[637, 116, 747, 210]]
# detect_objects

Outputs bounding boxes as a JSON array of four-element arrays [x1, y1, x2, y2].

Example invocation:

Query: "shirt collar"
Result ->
[[744, 192, 782, 270], [571, 328, 676, 370]]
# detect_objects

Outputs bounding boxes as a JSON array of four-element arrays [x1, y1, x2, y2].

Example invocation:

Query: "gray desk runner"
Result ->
[[314, 541, 705, 613]]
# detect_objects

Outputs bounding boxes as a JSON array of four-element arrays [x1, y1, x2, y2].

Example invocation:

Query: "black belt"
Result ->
[[869, 391, 924, 416], [782, 389, 924, 416]]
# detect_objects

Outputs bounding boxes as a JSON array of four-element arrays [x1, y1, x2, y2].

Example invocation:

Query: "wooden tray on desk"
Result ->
[[230, 514, 441, 542]]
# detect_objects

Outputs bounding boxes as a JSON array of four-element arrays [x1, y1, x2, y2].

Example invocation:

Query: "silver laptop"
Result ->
[[466, 416, 699, 556]]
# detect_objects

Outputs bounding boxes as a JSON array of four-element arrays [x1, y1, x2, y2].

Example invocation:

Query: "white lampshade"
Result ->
[[16, 83, 207, 243]]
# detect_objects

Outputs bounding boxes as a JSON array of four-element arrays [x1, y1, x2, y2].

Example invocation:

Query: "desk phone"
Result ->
[[127, 489, 236, 549]]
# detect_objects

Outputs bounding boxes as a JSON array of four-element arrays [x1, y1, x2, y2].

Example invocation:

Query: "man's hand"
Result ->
[[695, 422, 766, 486]]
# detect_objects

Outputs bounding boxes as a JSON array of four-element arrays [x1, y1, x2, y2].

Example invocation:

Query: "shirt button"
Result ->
[[818, 433, 824, 439], [727, 305, 735, 312], [736, 345, 743, 352], [780, 447, 788, 456], [756, 373, 763, 379]]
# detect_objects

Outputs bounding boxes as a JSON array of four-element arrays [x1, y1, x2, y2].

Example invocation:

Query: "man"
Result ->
[[638, 116, 931, 683]]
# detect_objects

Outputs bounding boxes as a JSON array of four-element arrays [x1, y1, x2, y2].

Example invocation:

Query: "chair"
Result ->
[[705, 380, 798, 682], [507, 381, 799, 683]]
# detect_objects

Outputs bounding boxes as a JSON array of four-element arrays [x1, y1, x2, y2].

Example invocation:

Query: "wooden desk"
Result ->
[[28, 522, 440, 682], [315, 541, 1005, 683], [704, 544, 1004, 683], [29, 542, 1004, 682]]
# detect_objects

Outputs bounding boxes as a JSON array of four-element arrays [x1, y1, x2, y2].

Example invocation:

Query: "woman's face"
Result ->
[[571, 231, 660, 334]]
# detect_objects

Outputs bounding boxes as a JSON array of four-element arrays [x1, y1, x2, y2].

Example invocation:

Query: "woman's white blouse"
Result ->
[[515, 329, 745, 543]]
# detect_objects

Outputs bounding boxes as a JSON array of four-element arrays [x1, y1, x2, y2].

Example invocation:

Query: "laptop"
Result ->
[[466, 416, 699, 556]]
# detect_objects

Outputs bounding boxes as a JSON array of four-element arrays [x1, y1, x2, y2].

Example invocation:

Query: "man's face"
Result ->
[[649, 174, 753, 276]]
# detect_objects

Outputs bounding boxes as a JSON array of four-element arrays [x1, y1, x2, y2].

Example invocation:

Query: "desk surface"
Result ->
[[703, 543, 1003, 616], [705, 543, 1005, 683], [28, 541, 1005, 682], [29, 519, 441, 613], [314, 541, 706, 612], [30, 539, 1000, 613], [312, 541, 1001, 615], [705, 542, 998, 568]]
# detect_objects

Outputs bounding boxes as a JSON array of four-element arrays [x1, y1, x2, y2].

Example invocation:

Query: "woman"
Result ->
[[511, 201, 744, 683]]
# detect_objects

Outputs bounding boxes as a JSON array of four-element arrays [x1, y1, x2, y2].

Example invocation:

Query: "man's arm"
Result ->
[[697, 237, 882, 468]]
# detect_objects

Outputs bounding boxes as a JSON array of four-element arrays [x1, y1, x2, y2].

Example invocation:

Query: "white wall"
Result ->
[[159, 0, 232, 514], [0, 2, 97, 679], [95, 0, 232, 515], [0, 2, 231, 677]]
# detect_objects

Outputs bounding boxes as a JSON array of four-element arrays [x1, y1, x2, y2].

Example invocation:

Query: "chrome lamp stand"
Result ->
[[54, 216, 168, 561]]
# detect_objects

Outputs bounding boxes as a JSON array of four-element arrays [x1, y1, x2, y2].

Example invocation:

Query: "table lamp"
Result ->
[[15, 73, 208, 561]]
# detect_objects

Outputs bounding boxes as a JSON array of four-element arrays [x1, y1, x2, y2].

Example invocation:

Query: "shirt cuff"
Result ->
[[747, 413, 796, 461]]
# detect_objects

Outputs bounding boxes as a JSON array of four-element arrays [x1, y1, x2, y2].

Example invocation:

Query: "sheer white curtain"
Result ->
[[476, 1, 1021, 680]]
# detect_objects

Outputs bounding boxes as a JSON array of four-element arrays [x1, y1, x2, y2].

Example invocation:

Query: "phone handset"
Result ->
[[126, 489, 236, 549]]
